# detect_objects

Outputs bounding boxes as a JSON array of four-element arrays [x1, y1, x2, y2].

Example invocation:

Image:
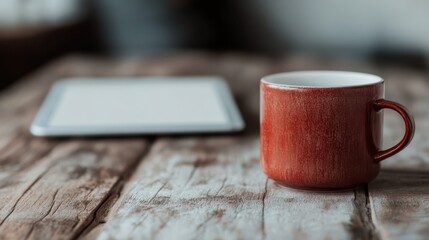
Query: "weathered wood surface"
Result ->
[[94, 137, 366, 240], [0, 53, 428, 239], [0, 58, 149, 239], [367, 69, 429, 240]]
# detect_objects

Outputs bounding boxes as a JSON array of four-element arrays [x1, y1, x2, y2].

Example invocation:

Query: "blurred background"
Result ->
[[1, 0, 429, 89]]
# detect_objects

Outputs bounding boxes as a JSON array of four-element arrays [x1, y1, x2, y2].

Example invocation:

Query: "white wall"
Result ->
[[0, 0, 85, 27], [237, 0, 429, 56]]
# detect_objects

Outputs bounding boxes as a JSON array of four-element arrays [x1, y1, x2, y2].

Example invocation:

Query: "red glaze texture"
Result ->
[[260, 82, 385, 189]]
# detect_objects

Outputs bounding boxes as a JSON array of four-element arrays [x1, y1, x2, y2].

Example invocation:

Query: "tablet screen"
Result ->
[[31, 77, 244, 136]]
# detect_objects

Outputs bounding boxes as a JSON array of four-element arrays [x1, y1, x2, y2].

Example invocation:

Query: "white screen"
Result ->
[[49, 79, 230, 127]]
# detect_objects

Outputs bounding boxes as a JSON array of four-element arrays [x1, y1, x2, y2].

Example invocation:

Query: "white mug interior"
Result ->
[[262, 71, 383, 88]]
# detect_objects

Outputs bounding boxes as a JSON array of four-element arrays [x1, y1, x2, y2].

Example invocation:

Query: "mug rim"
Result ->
[[261, 71, 384, 89]]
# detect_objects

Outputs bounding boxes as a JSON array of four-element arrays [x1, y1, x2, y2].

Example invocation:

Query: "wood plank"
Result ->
[[369, 170, 429, 240], [0, 57, 150, 239], [367, 69, 429, 240], [0, 59, 71, 240], [93, 137, 376, 240], [0, 139, 147, 239]]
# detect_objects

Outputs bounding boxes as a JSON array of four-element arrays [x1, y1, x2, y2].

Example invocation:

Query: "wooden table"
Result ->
[[0, 53, 428, 240]]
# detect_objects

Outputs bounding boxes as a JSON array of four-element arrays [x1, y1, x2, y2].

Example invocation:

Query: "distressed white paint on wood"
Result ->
[[95, 137, 367, 240]]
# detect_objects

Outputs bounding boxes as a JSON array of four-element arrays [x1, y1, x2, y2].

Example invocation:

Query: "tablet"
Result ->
[[30, 77, 244, 136]]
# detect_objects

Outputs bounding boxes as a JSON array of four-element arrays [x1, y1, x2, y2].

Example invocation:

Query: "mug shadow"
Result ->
[[369, 167, 429, 193]]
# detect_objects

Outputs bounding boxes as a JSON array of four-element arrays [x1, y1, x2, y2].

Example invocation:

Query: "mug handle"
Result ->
[[373, 99, 415, 162]]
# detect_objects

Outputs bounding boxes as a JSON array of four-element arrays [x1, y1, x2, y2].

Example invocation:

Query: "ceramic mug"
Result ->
[[260, 71, 415, 190]]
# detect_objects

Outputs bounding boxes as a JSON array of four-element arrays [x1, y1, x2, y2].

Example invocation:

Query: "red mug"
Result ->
[[260, 71, 415, 190]]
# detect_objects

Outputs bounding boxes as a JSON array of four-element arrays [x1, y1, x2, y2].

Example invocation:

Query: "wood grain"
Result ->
[[367, 69, 429, 240], [0, 53, 428, 239], [0, 139, 147, 239], [94, 137, 370, 240], [0, 57, 150, 240]]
